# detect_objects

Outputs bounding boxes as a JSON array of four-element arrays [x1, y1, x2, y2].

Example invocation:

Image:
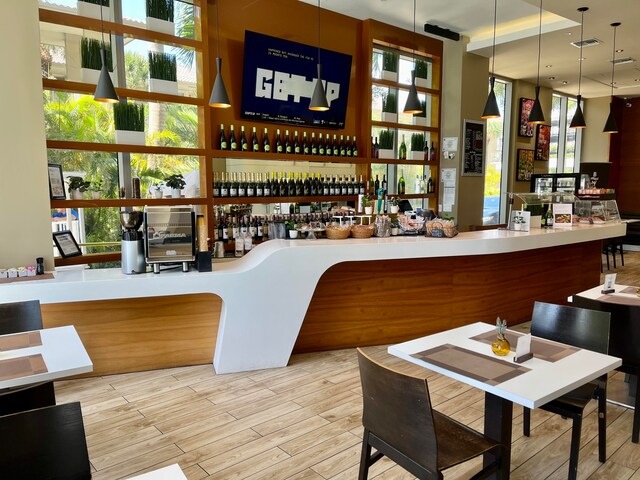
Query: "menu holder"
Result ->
[[601, 273, 616, 294], [513, 333, 533, 364]]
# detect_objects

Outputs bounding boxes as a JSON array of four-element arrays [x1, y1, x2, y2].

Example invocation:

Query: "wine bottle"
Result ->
[[346, 135, 352, 157], [247, 173, 255, 197], [359, 174, 365, 195], [294, 131, 300, 154], [238, 172, 246, 197], [341, 175, 347, 196], [301, 132, 308, 155], [220, 172, 229, 197], [230, 172, 238, 197], [325, 134, 333, 156], [369, 176, 374, 194], [339, 135, 346, 157], [374, 137, 379, 158], [240, 126, 248, 151], [288, 172, 296, 197], [374, 175, 380, 195], [318, 133, 325, 155], [220, 215, 228, 243], [398, 170, 406, 195], [263, 127, 271, 152], [257, 216, 264, 240], [251, 127, 259, 152], [414, 175, 420, 193], [332, 134, 339, 156], [311, 173, 318, 196], [264, 173, 271, 197], [420, 175, 426, 194], [352, 136, 358, 157], [303, 173, 311, 196], [347, 175, 354, 195], [229, 125, 237, 151], [382, 175, 388, 195], [322, 176, 329, 196], [285, 130, 292, 154], [275, 129, 283, 154], [429, 141, 436, 162], [423, 137, 429, 161], [399, 134, 407, 160], [212, 172, 220, 197], [217, 215, 225, 243], [427, 175, 434, 194], [219, 123, 227, 150], [256, 173, 263, 197]]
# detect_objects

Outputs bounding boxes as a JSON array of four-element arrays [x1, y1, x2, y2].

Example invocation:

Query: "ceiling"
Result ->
[[301, 0, 640, 98]]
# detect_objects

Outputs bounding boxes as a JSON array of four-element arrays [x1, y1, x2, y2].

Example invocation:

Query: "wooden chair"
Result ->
[[356, 348, 501, 480], [0, 300, 56, 416], [523, 302, 611, 480], [0, 402, 90, 479], [602, 237, 625, 270]]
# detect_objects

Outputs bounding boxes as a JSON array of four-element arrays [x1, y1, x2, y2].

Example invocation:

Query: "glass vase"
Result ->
[[491, 334, 511, 356]]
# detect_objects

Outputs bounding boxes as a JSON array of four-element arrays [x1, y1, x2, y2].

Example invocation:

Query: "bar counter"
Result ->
[[0, 223, 626, 374]]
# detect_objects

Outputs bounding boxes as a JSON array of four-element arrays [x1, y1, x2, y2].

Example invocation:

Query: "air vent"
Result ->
[[612, 57, 635, 65], [571, 38, 601, 48]]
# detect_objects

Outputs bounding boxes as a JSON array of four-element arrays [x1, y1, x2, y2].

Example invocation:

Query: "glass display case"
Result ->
[[510, 193, 620, 226], [574, 200, 621, 224], [530, 173, 589, 195]]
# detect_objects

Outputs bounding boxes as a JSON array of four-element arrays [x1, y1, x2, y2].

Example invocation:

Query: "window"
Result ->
[[548, 94, 582, 173]]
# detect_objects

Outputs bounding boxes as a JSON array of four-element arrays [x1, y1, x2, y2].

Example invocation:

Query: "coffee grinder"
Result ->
[[119, 210, 146, 274]]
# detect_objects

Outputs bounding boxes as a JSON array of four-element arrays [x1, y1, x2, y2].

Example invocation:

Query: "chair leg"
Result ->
[[597, 388, 607, 462], [612, 246, 617, 269], [619, 243, 624, 266], [568, 414, 583, 480], [523, 407, 531, 437], [605, 249, 610, 270], [358, 430, 372, 480], [633, 374, 640, 444]]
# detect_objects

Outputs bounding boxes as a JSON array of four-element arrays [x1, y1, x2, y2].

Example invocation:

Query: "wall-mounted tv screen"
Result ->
[[241, 30, 352, 129]]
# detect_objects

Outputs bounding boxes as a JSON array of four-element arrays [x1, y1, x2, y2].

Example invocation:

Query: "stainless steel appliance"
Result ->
[[120, 211, 146, 275], [144, 206, 196, 274]]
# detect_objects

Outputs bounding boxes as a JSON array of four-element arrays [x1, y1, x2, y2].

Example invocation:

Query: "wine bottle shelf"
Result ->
[[213, 195, 358, 205], [51, 198, 209, 208], [211, 149, 369, 164], [371, 120, 439, 132]]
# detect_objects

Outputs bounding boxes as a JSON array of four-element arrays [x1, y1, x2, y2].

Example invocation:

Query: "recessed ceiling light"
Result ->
[[548, 76, 556, 80], [578, 57, 586, 61], [566, 32, 572, 36], [616, 49, 624, 53], [545, 65, 553, 68], [635, 79, 640, 82], [562, 81, 568, 85]]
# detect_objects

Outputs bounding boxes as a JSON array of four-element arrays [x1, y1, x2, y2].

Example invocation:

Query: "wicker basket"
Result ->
[[326, 225, 351, 240], [351, 224, 375, 238], [425, 220, 458, 238]]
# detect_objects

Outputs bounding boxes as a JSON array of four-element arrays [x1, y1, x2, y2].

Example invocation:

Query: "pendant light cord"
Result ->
[[610, 23, 617, 96], [535, 0, 542, 86], [216, 0, 221, 57], [577, 9, 584, 96], [100, 3, 105, 47], [490, 0, 496, 76], [317, 0, 321, 65], [412, 0, 416, 65]]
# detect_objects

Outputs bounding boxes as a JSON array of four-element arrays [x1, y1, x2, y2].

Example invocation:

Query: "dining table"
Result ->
[[388, 322, 622, 479]]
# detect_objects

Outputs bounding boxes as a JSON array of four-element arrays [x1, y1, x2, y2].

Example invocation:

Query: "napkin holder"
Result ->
[[513, 352, 533, 364], [513, 334, 533, 363]]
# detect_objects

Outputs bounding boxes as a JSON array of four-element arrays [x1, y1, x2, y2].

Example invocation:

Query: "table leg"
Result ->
[[484, 392, 513, 480]]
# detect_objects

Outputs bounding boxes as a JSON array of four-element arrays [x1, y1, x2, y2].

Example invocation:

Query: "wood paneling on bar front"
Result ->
[[41, 294, 222, 376], [294, 241, 602, 353]]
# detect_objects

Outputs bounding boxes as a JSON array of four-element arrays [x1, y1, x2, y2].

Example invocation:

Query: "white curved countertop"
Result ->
[[0, 223, 626, 373]]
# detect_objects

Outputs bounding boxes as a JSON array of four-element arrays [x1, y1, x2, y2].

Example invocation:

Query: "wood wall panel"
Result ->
[[294, 241, 602, 353], [616, 97, 640, 213], [41, 294, 222, 377]]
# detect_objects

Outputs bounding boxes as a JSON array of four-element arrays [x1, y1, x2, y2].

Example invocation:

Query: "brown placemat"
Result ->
[[0, 273, 55, 284], [619, 286, 639, 294], [0, 331, 42, 352], [470, 331, 580, 363], [411, 344, 530, 386], [598, 294, 640, 306], [0, 354, 48, 382]]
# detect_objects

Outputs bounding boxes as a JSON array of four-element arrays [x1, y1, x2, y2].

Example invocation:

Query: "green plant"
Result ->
[[414, 58, 429, 80], [390, 196, 401, 206], [78, 0, 109, 5], [382, 91, 397, 113], [90, 178, 104, 192], [113, 102, 145, 132], [164, 173, 185, 189], [361, 194, 372, 208], [382, 51, 398, 73], [285, 218, 297, 231], [378, 130, 394, 150], [415, 100, 427, 118], [80, 38, 112, 71], [410, 133, 425, 152], [146, 0, 174, 22], [67, 176, 91, 193], [148, 52, 177, 82]]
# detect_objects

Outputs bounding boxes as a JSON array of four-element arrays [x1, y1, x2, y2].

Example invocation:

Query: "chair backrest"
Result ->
[[0, 300, 43, 335], [531, 301, 611, 354], [357, 349, 438, 473]]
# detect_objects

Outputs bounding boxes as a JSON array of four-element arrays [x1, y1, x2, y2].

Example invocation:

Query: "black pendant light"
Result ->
[[403, 0, 423, 115], [603, 22, 621, 134], [309, 0, 329, 111], [94, 5, 118, 103], [209, 0, 230, 108], [528, 0, 545, 124], [569, 7, 588, 129], [482, 0, 500, 119]]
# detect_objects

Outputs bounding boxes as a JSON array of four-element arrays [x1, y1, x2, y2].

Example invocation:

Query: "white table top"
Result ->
[[127, 464, 187, 480], [388, 322, 622, 409], [574, 283, 640, 302], [0, 326, 93, 390]]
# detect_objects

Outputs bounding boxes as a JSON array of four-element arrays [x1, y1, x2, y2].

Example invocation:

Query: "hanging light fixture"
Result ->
[[94, 5, 118, 103], [603, 22, 621, 133], [403, 0, 423, 114], [569, 7, 588, 128], [209, 0, 230, 108], [309, 0, 329, 111], [528, 0, 545, 124], [482, 0, 500, 119]]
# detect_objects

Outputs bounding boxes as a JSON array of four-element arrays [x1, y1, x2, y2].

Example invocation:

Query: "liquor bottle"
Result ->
[[311, 173, 318, 196], [332, 134, 339, 156], [382, 175, 388, 195], [359, 174, 365, 195], [300, 132, 307, 155], [220, 172, 229, 197], [288, 172, 296, 196], [247, 173, 255, 197], [296, 173, 304, 196], [240, 215, 248, 236], [398, 170, 406, 195], [352, 136, 358, 157], [229, 125, 237, 151], [285, 130, 291, 154], [429, 141, 436, 162], [329, 176, 335, 196], [325, 134, 333, 156], [212, 172, 220, 197], [373, 137, 379, 158], [250, 216, 258, 238], [347, 175, 354, 195], [220, 215, 228, 243], [346, 135, 352, 157], [374, 175, 380, 195], [275, 129, 283, 154], [256, 173, 263, 197], [339, 135, 346, 157], [240, 126, 248, 151], [322, 176, 329, 196], [293, 131, 300, 154], [303, 173, 311, 196], [232, 216, 239, 240], [414, 175, 420, 193], [272, 172, 279, 196], [263, 127, 271, 152], [219, 123, 227, 150], [427, 175, 434, 194], [341, 175, 347, 195], [544, 204, 554, 228], [424, 137, 429, 161], [399, 134, 407, 160], [238, 172, 246, 197], [318, 133, 325, 155], [257, 216, 264, 240], [251, 127, 259, 152], [263, 173, 271, 197], [311, 132, 318, 155], [230, 172, 238, 197]]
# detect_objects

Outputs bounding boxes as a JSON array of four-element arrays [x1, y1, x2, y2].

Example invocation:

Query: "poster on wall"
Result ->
[[535, 124, 551, 162], [241, 30, 352, 129], [518, 98, 535, 137], [516, 149, 534, 181], [462, 120, 484, 176]]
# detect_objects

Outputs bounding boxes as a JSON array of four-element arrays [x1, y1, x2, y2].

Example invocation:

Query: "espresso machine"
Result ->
[[120, 210, 146, 274]]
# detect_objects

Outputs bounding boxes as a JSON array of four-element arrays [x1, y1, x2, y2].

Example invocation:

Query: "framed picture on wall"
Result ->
[[52, 230, 82, 259], [462, 120, 485, 176], [48, 163, 66, 200], [535, 124, 551, 162], [518, 98, 535, 137], [516, 149, 535, 181]]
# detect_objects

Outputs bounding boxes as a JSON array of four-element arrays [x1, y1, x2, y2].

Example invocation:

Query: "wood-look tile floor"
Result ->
[[55, 250, 640, 480]]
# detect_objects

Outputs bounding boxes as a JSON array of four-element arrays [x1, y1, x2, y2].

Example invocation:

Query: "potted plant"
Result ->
[[285, 218, 298, 239], [413, 100, 427, 126], [378, 130, 395, 159], [146, 0, 174, 35], [114, 102, 145, 145], [414, 58, 430, 88], [151, 182, 164, 199], [361, 194, 373, 215], [77, 0, 110, 21], [89, 177, 104, 200], [390, 196, 401, 214], [165, 174, 185, 199], [410, 133, 425, 160], [148, 51, 178, 95], [381, 90, 398, 123], [382, 51, 398, 82], [80, 38, 112, 84], [390, 221, 400, 236], [513, 213, 525, 231], [67, 176, 90, 200]]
